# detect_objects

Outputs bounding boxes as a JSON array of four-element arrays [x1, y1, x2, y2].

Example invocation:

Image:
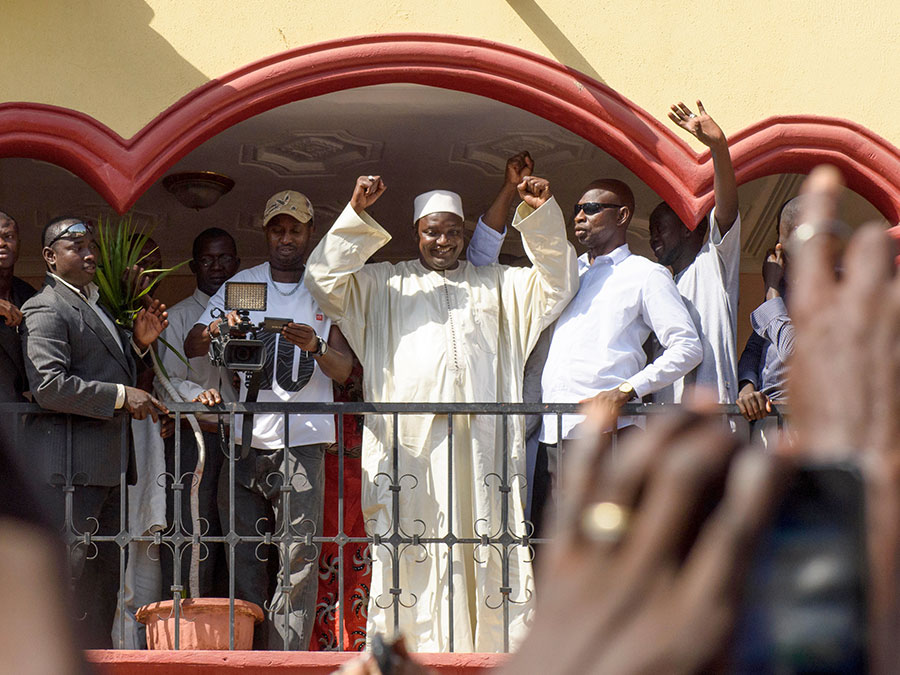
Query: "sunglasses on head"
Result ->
[[573, 202, 624, 218], [46, 221, 91, 248]]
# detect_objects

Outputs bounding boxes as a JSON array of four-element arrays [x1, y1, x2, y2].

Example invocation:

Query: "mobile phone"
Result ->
[[732, 462, 867, 673], [261, 317, 292, 332]]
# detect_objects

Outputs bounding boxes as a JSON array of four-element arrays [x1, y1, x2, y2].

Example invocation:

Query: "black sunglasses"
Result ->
[[573, 202, 624, 218], [46, 221, 91, 248]]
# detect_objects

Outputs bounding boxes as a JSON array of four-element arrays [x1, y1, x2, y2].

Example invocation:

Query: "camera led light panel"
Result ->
[[224, 282, 267, 311]]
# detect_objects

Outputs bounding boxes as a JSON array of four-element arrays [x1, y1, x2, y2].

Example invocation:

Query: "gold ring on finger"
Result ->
[[580, 501, 631, 544]]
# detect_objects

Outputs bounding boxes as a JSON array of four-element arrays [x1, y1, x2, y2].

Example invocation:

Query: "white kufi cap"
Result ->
[[413, 189, 464, 223]]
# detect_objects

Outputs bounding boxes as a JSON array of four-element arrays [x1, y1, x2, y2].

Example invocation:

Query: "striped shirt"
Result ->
[[737, 297, 793, 401]]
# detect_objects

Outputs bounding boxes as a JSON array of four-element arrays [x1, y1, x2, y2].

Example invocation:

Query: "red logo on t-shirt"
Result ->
[[316, 313, 324, 321]]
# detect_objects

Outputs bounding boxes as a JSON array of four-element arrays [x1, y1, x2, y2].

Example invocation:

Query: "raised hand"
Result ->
[[0, 298, 23, 327], [350, 175, 387, 214], [505, 151, 534, 187], [132, 298, 168, 350], [762, 244, 786, 299], [517, 176, 552, 210], [668, 100, 726, 149]]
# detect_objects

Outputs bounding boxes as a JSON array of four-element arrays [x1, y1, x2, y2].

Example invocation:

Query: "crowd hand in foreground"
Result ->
[[334, 165, 900, 674], [787, 165, 900, 673]]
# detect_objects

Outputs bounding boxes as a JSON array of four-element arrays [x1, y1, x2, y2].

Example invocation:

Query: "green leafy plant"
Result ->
[[94, 215, 189, 373]]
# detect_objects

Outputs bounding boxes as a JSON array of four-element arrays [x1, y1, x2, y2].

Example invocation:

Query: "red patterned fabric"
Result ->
[[309, 361, 370, 651]]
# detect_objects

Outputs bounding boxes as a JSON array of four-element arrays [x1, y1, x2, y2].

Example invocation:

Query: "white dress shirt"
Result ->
[[540, 245, 702, 442]]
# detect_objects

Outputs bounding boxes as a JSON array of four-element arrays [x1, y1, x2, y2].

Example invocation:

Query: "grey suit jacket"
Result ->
[[21, 274, 137, 486]]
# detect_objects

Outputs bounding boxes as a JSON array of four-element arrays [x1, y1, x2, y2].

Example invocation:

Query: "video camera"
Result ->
[[208, 281, 291, 372]]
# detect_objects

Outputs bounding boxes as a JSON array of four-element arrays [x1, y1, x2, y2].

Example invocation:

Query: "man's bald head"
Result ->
[[0, 211, 15, 230], [778, 195, 808, 244]]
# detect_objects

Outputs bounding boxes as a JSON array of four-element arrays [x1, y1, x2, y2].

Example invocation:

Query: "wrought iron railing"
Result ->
[[0, 401, 783, 652]]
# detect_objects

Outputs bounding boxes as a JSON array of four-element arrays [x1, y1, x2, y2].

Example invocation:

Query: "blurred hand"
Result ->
[[668, 100, 726, 150], [350, 175, 386, 214], [333, 636, 431, 675], [787, 165, 900, 672], [502, 399, 780, 674], [517, 176, 552, 210], [0, 298, 23, 327]]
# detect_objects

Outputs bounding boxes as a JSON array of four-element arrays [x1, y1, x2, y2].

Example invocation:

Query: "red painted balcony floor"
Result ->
[[88, 650, 505, 674]]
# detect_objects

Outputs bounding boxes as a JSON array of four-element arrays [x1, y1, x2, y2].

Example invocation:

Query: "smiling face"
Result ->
[[265, 213, 313, 271], [43, 228, 99, 290], [648, 203, 689, 267], [0, 215, 19, 272], [416, 212, 465, 271]]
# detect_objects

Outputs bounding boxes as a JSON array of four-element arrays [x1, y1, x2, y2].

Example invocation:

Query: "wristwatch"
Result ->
[[312, 335, 328, 356], [617, 381, 636, 400]]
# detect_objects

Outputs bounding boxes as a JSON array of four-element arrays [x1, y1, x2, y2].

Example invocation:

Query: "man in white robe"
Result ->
[[304, 174, 577, 652]]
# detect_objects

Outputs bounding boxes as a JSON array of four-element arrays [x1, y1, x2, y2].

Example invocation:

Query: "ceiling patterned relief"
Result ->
[[449, 130, 599, 175], [738, 173, 803, 273], [240, 131, 384, 177]]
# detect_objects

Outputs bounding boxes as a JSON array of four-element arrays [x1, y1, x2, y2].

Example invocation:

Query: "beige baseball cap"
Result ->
[[263, 190, 314, 227]]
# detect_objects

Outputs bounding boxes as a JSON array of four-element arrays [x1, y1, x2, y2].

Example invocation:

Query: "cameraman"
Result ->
[[184, 191, 352, 650]]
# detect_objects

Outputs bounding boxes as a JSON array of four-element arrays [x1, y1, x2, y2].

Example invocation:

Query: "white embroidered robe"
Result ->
[[305, 197, 577, 652]]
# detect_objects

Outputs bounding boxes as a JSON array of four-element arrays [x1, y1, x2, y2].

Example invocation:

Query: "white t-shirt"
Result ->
[[656, 208, 741, 404], [200, 262, 335, 450]]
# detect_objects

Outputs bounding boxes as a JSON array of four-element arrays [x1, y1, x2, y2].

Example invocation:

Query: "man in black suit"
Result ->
[[0, 211, 36, 404], [21, 217, 169, 647]]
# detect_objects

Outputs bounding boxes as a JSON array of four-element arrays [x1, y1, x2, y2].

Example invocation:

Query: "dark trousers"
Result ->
[[218, 443, 325, 650], [44, 483, 122, 649], [531, 426, 641, 549], [161, 428, 228, 600]]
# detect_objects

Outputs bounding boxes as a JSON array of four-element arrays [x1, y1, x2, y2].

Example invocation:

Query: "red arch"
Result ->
[[1, 33, 899, 226]]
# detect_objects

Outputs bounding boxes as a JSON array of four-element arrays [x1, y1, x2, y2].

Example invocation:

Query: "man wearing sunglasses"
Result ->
[[20, 216, 169, 647], [531, 177, 702, 538], [648, 101, 741, 407]]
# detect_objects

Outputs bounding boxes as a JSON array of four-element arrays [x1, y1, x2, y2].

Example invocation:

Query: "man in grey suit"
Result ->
[[21, 217, 169, 647]]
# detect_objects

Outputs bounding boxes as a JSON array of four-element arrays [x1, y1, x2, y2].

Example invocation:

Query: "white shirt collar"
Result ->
[[578, 244, 631, 272], [50, 273, 99, 302], [191, 287, 212, 305]]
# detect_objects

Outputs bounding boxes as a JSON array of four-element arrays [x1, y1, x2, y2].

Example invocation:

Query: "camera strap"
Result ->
[[240, 370, 263, 459]]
